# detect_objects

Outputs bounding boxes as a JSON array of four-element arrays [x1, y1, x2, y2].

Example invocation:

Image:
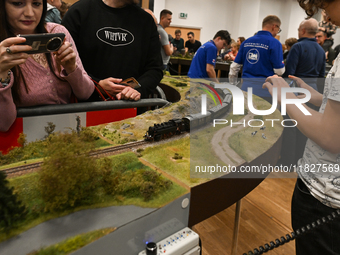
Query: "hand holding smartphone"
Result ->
[[119, 77, 141, 89], [18, 33, 66, 54], [288, 79, 299, 96]]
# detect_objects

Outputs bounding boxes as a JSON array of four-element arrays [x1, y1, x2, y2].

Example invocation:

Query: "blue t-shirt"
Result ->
[[234, 31, 284, 97], [188, 40, 217, 78]]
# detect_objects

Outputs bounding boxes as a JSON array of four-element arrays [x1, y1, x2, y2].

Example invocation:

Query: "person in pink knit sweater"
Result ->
[[0, 0, 96, 132]]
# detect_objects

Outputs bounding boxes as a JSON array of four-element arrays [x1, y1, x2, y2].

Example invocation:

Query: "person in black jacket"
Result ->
[[185, 32, 201, 54], [62, 0, 163, 100]]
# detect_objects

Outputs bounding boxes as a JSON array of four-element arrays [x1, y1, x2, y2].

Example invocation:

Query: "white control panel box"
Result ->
[[138, 227, 200, 255]]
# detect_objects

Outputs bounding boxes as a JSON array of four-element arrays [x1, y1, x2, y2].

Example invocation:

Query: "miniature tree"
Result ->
[[17, 133, 27, 148], [0, 171, 26, 231], [39, 131, 99, 211], [76, 116, 81, 134], [44, 122, 56, 138]]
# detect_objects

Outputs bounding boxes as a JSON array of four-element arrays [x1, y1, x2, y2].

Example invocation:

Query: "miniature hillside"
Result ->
[[128, 87, 283, 184], [0, 76, 284, 255], [190, 92, 283, 179], [0, 131, 187, 243], [91, 76, 221, 145], [0, 76, 219, 168], [1, 76, 283, 184]]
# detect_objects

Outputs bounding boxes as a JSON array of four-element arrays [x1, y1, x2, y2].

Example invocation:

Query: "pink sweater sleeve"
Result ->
[[0, 24, 95, 132], [48, 23, 95, 100], [0, 73, 17, 132]]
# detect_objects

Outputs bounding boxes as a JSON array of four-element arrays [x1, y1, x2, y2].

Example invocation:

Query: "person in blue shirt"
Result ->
[[188, 30, 231, 83], [229, 15, 285, 102], [284, 18, 325, 89], [280, 18, 326, 169]]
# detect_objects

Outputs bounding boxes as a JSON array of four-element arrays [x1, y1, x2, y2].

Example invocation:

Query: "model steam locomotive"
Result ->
[[144, 85, 233, 141], [144, 118, 190, 141]]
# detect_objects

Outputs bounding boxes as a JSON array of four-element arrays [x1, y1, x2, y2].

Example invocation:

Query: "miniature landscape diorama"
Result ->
[[190, 92, 283, 179], [0, 75, 283, 255]]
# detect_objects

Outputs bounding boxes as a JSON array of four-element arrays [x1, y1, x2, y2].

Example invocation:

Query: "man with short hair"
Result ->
[[158, 9, 173, 70], [62, 0, 163, 100], [185, 32, 201, 54], [188, 30, 231, 83], [281, 18, 326, 167], [229, 15, 285, 102], [316, 29, 336, 65], [316, 30, 328, 50], [284, 19, 325, 85], [172, 29, 184, 54]]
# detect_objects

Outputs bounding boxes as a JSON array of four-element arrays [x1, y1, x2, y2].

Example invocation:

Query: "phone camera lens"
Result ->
[[46, 37, 62, 51]]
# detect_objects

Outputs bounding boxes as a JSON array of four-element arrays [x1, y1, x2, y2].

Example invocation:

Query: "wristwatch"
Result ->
[[0, 70, 11, 87]]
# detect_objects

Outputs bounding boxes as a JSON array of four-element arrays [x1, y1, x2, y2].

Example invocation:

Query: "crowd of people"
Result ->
[[175, 4, 340, 254], [1, 0, 340, 253], [0, 0, 163, 132]]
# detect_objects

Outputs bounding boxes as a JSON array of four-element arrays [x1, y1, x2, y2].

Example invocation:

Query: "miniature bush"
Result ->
[[113, 169, 172, 201], [172, 153, 183, 160], [4, 146, 24, 164], [140, 181, 155, 201], [79, 127, 99, 142], [99, 158, 120, 195], [39, 131, 99, 211]]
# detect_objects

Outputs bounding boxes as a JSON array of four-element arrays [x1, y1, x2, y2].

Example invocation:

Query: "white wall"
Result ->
[[159, 0, 233, 43], [154, 0, 339, 46], [153, 0, 165, 24], [281, 1, 307, 41], [228, 0, 261, 40]]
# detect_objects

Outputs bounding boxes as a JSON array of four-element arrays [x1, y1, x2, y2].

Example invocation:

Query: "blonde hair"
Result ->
[[231, 42, 240, 51]]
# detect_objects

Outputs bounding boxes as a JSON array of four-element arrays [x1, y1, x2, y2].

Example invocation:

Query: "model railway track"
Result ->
[[2, 140, 148, 176], [89, 140, 147, 157], [2, 162, 43, 175]]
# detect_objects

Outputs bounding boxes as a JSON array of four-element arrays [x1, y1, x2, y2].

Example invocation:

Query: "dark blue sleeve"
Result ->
[[270, 41, 285, 69], [283, 44, 299, 77], [206, 46, 217, 66]]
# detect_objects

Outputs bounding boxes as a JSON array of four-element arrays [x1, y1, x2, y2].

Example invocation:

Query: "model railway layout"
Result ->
[[0, 75, 287, 255], [2, 140, 148, 176], [2, 80, 234, 177]]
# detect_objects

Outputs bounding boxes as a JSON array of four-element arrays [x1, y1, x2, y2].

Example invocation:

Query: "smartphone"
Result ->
[[119, 77, 141, 88], [19, 33, 65, 54], [288, 80, 297, 87], [288, 80, 299, 96]]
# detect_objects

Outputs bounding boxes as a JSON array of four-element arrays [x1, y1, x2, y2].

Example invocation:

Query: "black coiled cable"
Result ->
[[243, 209, 340, 255]]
